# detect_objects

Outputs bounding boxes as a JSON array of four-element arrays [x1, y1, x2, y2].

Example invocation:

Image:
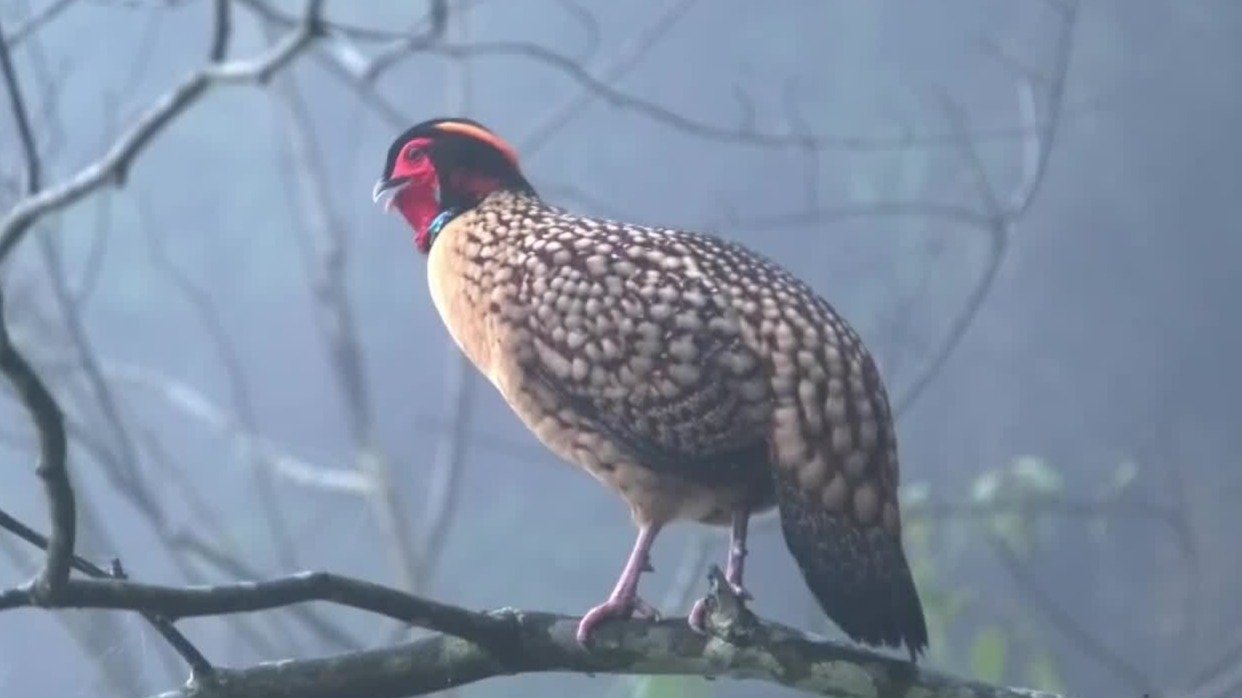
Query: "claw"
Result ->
[[576, 595, 660, 644], [688, 596, 711, 634]]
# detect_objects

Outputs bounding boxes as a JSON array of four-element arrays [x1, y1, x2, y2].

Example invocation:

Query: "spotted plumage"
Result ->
[[375, 118, 927, 658]]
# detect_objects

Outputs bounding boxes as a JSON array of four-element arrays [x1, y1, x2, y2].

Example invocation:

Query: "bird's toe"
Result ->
[[687, 596, 711, 634], [577, 594, 655, 645]]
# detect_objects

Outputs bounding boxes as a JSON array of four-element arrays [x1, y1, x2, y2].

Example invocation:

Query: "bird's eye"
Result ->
[[405, 147, 427, 163]]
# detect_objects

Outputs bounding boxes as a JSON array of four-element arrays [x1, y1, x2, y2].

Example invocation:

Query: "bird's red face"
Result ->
[[376, 137, 440, 252], [373, 119, 532, 255]]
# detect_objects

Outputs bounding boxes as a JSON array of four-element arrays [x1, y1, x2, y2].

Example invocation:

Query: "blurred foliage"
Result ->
[[628, 675, 713, 698], [899, 455, 1097, 692], [971, 456, 1064, 554], [969, 625, 1009, 683]]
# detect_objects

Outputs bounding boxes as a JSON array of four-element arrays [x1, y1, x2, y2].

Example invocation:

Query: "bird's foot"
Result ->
[[687, 565, 755, 637], [687, 595, 711, 634], [576, 594, 661, 645]]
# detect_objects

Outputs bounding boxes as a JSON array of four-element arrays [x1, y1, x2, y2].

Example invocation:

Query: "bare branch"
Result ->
[[0, 300, 73, 599], [0, 0, 80, 48], [209, 0, 233, 62], [147, 623, 1056, 698], [413, 16, 478, 588], [0, 507, 212, 677], [137, 196, 301, 569], [0, 0, 326, 676], [135, 580, 1060, 698], [0, 19, 41, 193], [428, 41, 910, 152], [991, 540, 1152, 694], [889, 2, 1078, 416], [269, 64, 420, 593], [517, 0, 700, 154], [0, 531, 1059, 698], [0, 17, 74, 600], [549, 0, 602, 64], [358, 0, 450, 81], [0, 569, 510, 651], [101, 361, 372, 495], [0, 0, 325, 263], [234, 0, 445, 43], [729, 201, 994, 231], [891, 223, 1004, 417]]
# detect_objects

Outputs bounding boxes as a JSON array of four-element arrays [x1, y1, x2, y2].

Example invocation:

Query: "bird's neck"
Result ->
[[423, 188, 541, 253]]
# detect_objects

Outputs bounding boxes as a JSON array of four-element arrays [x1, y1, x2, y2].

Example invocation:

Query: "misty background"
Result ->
[[1, 1, 1238, 696]]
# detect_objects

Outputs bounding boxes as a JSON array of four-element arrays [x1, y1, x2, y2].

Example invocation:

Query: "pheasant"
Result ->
[[373, 117, 928, 658]]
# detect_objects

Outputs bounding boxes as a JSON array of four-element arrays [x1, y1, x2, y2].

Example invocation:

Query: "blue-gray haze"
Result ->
[[0, 2, 1237, 697]]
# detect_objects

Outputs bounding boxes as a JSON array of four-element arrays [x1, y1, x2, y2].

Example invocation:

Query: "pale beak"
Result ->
[[371, 177, 409, 213]]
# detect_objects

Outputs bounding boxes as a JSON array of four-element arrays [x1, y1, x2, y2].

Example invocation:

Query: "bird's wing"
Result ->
[[508, 212, 926, 655], [741, 255, 928, 658], [508, 218, 771, 481]]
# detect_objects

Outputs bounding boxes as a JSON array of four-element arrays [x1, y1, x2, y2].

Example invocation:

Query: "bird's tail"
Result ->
[[774, 472, 928, 660]]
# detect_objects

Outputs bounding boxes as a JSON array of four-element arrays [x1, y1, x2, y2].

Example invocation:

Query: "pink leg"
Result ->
[[576, 524, 661, 644], [689, 509, 751, 633], [724, 510, 751, 599]]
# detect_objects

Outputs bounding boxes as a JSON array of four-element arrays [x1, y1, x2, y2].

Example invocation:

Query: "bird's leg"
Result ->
[[689, 508, 751, 633], [576, 524, 661, 644], [724, 509, 752, 599]]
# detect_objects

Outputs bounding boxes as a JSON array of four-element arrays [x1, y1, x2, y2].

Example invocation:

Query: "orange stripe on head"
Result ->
[[434, 121, 521, 168]]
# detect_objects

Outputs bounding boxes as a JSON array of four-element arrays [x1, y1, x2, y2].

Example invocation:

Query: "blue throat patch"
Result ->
[[428, 208, 460, 244]]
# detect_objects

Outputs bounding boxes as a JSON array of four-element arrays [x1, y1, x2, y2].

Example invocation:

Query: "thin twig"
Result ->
[[99, 361, 372, 494], [137, 196, 301, 570], [0, 507, 213, 677], [517, 0, 700, 155], [0, 0, 326, 263], [269, 64, 421, 593], [208, 0, 232, 62], [890, 2, 1077, 416], [357, 0, 449, 80], [991, 540, 1152, 694], [234, 0, 444, 43], [0, 0, 80, 48]]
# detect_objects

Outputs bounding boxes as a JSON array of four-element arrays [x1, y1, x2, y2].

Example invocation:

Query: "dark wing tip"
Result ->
[[776, 475, 928, 659]]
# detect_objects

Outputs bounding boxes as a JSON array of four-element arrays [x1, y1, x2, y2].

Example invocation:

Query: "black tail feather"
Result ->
[[775, 475, 928, 659]]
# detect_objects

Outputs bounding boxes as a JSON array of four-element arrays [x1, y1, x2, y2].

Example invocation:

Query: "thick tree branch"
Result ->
[[0, 0, 325, 684], [0, 14, 74, 602], [140, 572, 1056, 698], [0, 541, 1059, 698], [0, 290, 72, 598], [0, 501, 1059, 698]]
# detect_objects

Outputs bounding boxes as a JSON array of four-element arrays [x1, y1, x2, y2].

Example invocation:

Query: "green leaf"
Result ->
[[969, 626, 1008, 683], [630, 675, 712, 698]]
